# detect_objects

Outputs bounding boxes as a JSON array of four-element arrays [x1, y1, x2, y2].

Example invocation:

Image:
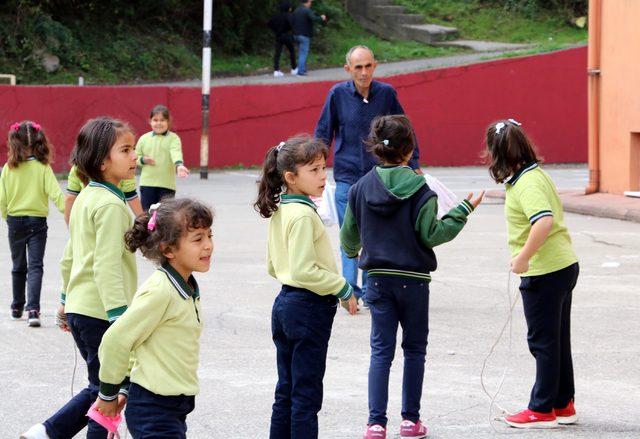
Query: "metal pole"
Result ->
[[200, 0, 212, 179]]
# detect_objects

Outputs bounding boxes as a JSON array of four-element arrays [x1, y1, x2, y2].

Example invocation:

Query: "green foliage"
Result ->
[[395, 0, 587, 45], [0, 0, 201, 84], [0, 0, 588, 84]]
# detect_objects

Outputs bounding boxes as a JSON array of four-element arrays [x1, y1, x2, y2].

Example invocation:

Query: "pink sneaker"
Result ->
[[363, 424, 386, 439], [400, 419, 428, 438]]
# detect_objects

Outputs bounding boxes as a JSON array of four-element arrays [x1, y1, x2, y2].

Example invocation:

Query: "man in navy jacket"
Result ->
[[315, 45, 421, 304]]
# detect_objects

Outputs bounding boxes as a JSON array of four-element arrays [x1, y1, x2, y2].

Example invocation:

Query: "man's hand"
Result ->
[[143, 156, 155, 165]]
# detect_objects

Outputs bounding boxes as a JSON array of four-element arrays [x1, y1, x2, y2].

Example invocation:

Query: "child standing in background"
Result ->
[[136, 105, 189, 210], [340, 115, 483, 439], [485, 119, 579, 429], [65, 164, 142, 223], [21, 117, 138, 439], [0, 121, 64, 327], [95, 198, 213, 438], [254, 136, 357, 439]]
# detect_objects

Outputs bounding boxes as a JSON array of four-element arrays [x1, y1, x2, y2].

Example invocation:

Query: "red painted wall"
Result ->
[[0, 47, 587, 173]]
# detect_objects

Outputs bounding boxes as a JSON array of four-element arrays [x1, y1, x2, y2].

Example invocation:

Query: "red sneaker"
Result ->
[[363, 424, 386, 439], [505, 408, 558, 429], [554, 400, 578, 425], [400, 419, 428, 438]]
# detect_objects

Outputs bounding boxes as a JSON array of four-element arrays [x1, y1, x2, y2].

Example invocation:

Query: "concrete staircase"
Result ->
[[346, 0, 531, 52]]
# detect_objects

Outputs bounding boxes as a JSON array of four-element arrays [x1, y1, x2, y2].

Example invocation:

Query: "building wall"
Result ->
[[0, 47, 587, 173], [599, 0, 640, 193]]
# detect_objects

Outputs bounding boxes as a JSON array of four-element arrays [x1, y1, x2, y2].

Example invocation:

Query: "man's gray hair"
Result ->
[[345, 45, 375, 65]]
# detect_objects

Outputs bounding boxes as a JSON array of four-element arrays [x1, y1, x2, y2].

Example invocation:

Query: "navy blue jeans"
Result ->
[[269, 285, 337, 439], [139, 186, 176, 211], [6, 216, 47, 312], [294, 35, 310, 74], [44, 313, 110, 439], [366, 276, 430, 427], [520, 262, 579, 413], [126, 383, 195, 439]]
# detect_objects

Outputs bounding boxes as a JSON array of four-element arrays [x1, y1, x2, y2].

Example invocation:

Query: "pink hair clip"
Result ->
[[10, 122, 21, 131], [147, 211, 158, 231], [31, 122, 41, 131], [147, 203, 161, 231]]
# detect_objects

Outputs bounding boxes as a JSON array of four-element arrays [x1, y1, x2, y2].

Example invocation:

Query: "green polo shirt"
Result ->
[[67, 165, 138, 201], [61, 181, 137, 321], [504, 162, 578, 276], [136, 131, 184, 190], [267, 194, 352, 299], [0, 158, 64, 219], [98, 263, 203, 399]]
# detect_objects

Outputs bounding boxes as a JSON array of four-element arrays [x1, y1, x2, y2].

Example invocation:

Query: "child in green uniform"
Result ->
[[1, 121, 64, 326], [485, 119, 579, 429], [254, 136, 357, 439], [20, 117, 139, 439], [136, 105, 189, 210], [95, 198, 213, 438], [65, 164, 142, 223]]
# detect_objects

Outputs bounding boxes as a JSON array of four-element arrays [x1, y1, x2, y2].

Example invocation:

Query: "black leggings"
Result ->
[[520, 262, 579, 413], [274, 34, 296, 71]]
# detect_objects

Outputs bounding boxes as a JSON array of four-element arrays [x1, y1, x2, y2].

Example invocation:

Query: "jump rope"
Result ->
[[62, 318, 127, 439], [61, 271, 518, 437], [479, 270, 521, 434]]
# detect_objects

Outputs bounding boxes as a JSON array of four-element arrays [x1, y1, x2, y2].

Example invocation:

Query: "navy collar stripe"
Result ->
[[158, 264, 200, 300], [88, 181, 126, 202], [506, 162, 539, 186]]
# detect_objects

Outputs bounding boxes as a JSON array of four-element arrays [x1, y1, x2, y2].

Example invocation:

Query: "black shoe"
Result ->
[[11, 308, 23, 320], [27, 310, 41, 327]]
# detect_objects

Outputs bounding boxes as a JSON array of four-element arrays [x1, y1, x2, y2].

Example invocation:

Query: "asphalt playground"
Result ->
[[1, 165, 639, 438]]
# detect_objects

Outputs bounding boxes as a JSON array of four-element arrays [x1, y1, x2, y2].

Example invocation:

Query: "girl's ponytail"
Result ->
[[30, 125, 51, 165], [365, 115, 415, 164], [125, 211, 153, 253], [254, 146, 284, 218], [125, 198, 213, 264], [6, 121, 51, 168]]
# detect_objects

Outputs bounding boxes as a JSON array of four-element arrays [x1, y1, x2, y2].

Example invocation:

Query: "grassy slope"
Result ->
[[213, 0, 466, 77], [394, 0, 587, 51], [1, 0, 587, 84]]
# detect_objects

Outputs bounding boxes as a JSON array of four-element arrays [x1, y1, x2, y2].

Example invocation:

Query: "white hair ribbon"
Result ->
[[495, 122, 506, 135], [508, 118, 522, 126], [276, 141, 286, 152], [382, 139, 389, 146]]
